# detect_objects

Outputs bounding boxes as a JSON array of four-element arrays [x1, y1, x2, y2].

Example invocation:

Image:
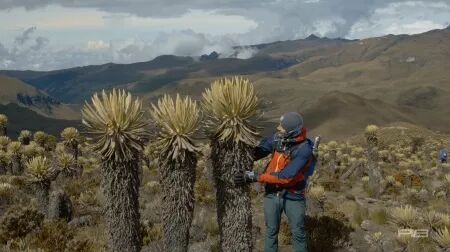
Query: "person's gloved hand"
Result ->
[[234, 171, 259, 186]]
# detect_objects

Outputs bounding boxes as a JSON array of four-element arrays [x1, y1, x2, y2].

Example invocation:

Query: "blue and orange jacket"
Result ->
[[253, 128, 315, 200]]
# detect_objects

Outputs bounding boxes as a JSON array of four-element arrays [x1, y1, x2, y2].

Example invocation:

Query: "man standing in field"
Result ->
[[235, 112, 317, 252]]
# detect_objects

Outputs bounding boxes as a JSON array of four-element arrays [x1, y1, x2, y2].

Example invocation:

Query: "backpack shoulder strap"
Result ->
[[288, 139, 311, 160]]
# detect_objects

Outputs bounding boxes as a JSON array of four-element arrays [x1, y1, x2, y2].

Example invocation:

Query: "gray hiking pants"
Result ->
[[263, 193, 307, 252]]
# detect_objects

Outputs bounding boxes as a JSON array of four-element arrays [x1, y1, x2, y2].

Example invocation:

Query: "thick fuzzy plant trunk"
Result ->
[[67, 142, 83, 177], [20, 137, 30, 145], [0, 162, 7, 175], [341, 160, 364, 180], [102, 159, 141, 252], [48, 189, 73, 221], [0, 126, 6, 137], [11, 155, 23, 175], [211, 140, 253, 252], [159, 153, 197, 252], [367, 145, 382, 198], [329, 149, 338, 175], [34, 182, 50, 216], [66, 142, 79, 160]]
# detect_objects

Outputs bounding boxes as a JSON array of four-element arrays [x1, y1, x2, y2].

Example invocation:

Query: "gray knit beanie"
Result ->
[[280, 112, 303, 132]]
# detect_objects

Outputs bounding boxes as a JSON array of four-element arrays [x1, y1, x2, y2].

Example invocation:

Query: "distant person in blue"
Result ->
[[439, 149, 448, 163]]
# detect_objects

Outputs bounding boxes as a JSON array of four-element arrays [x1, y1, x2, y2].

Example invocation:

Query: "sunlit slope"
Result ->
[[1, 27, 450, 138], [0, 75, 80, 120]]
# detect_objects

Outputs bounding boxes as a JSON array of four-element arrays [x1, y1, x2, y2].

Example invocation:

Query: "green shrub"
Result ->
[[0, 183, 14, 203], [7, 176, 27, 188], [210, 239, 221, 252], [77, 190, 98, 208], [306, 215, 354, 251], [327, 209, 349, 224], [141, 222, 162, 245], [64, 176, 100, 200], [203, 218, 219, 238], [66, 239, 94, 252], [351, 205, 369, 228], [2, 237, 41, 252], [0, 206, 44, 244], [144, 181, 160, 194], [195, 178, 215, 206], [370, 208, 389, 225], [279, 219, 292, 245], [29, 220, 74, 251], [320, 178, 341, 192], [64, 179, 84, 199]]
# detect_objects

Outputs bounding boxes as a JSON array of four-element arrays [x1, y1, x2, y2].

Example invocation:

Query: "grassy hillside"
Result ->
[[0, 75, 42, 102], [0, 55, 299, 103], [299, 91, 450, 140], [169, 27, 450, 138], [0, 103, 80, 137], [0, 75, 80, 120], [1, 27, 450, 138]]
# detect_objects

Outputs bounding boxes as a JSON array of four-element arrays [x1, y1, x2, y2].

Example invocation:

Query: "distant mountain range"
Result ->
[[1, 26, 450, 139]]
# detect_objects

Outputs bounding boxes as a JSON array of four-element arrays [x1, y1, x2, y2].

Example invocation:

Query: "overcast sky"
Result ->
[[1, 0, 449, 71]]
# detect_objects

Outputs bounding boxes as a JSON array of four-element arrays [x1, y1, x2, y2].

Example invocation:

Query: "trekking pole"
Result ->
[[312, 136, 321, 160]]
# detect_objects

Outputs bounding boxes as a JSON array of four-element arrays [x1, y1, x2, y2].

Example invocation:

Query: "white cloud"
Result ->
[[14, 26, 36, 45], [0, 6, 257, 35], [103, 9, 258, 36], [312, 17, 346, 37], [384, 21, 445, 35], [0, 28, 248, 70], [1, 0, 450, 70], [87, 40, 111, 50], [348, 1, 450, 38], [235, 47, 258, 59]]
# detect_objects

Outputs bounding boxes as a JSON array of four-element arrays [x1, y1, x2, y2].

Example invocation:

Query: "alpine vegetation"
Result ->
[[365, 125, 382, 198], [33, 131, 48, 149], [61, 127, 81, 160], [0, 150, 9, 175], [18, 130, 32, 145], [202, 76, 259, 252], [433, 226, 450, 251], [56, 152, 76, 178], [0, 114, 7, 136], [82, 89, 147, 252], [25, 156, 56, 216], [388, 205, 419, 229], [150, 94, 201, 252], [0, 136, 10, 152], [21, 141, 45, 163], [60, 127, 82, 176], [7, 141, 23, 175]]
